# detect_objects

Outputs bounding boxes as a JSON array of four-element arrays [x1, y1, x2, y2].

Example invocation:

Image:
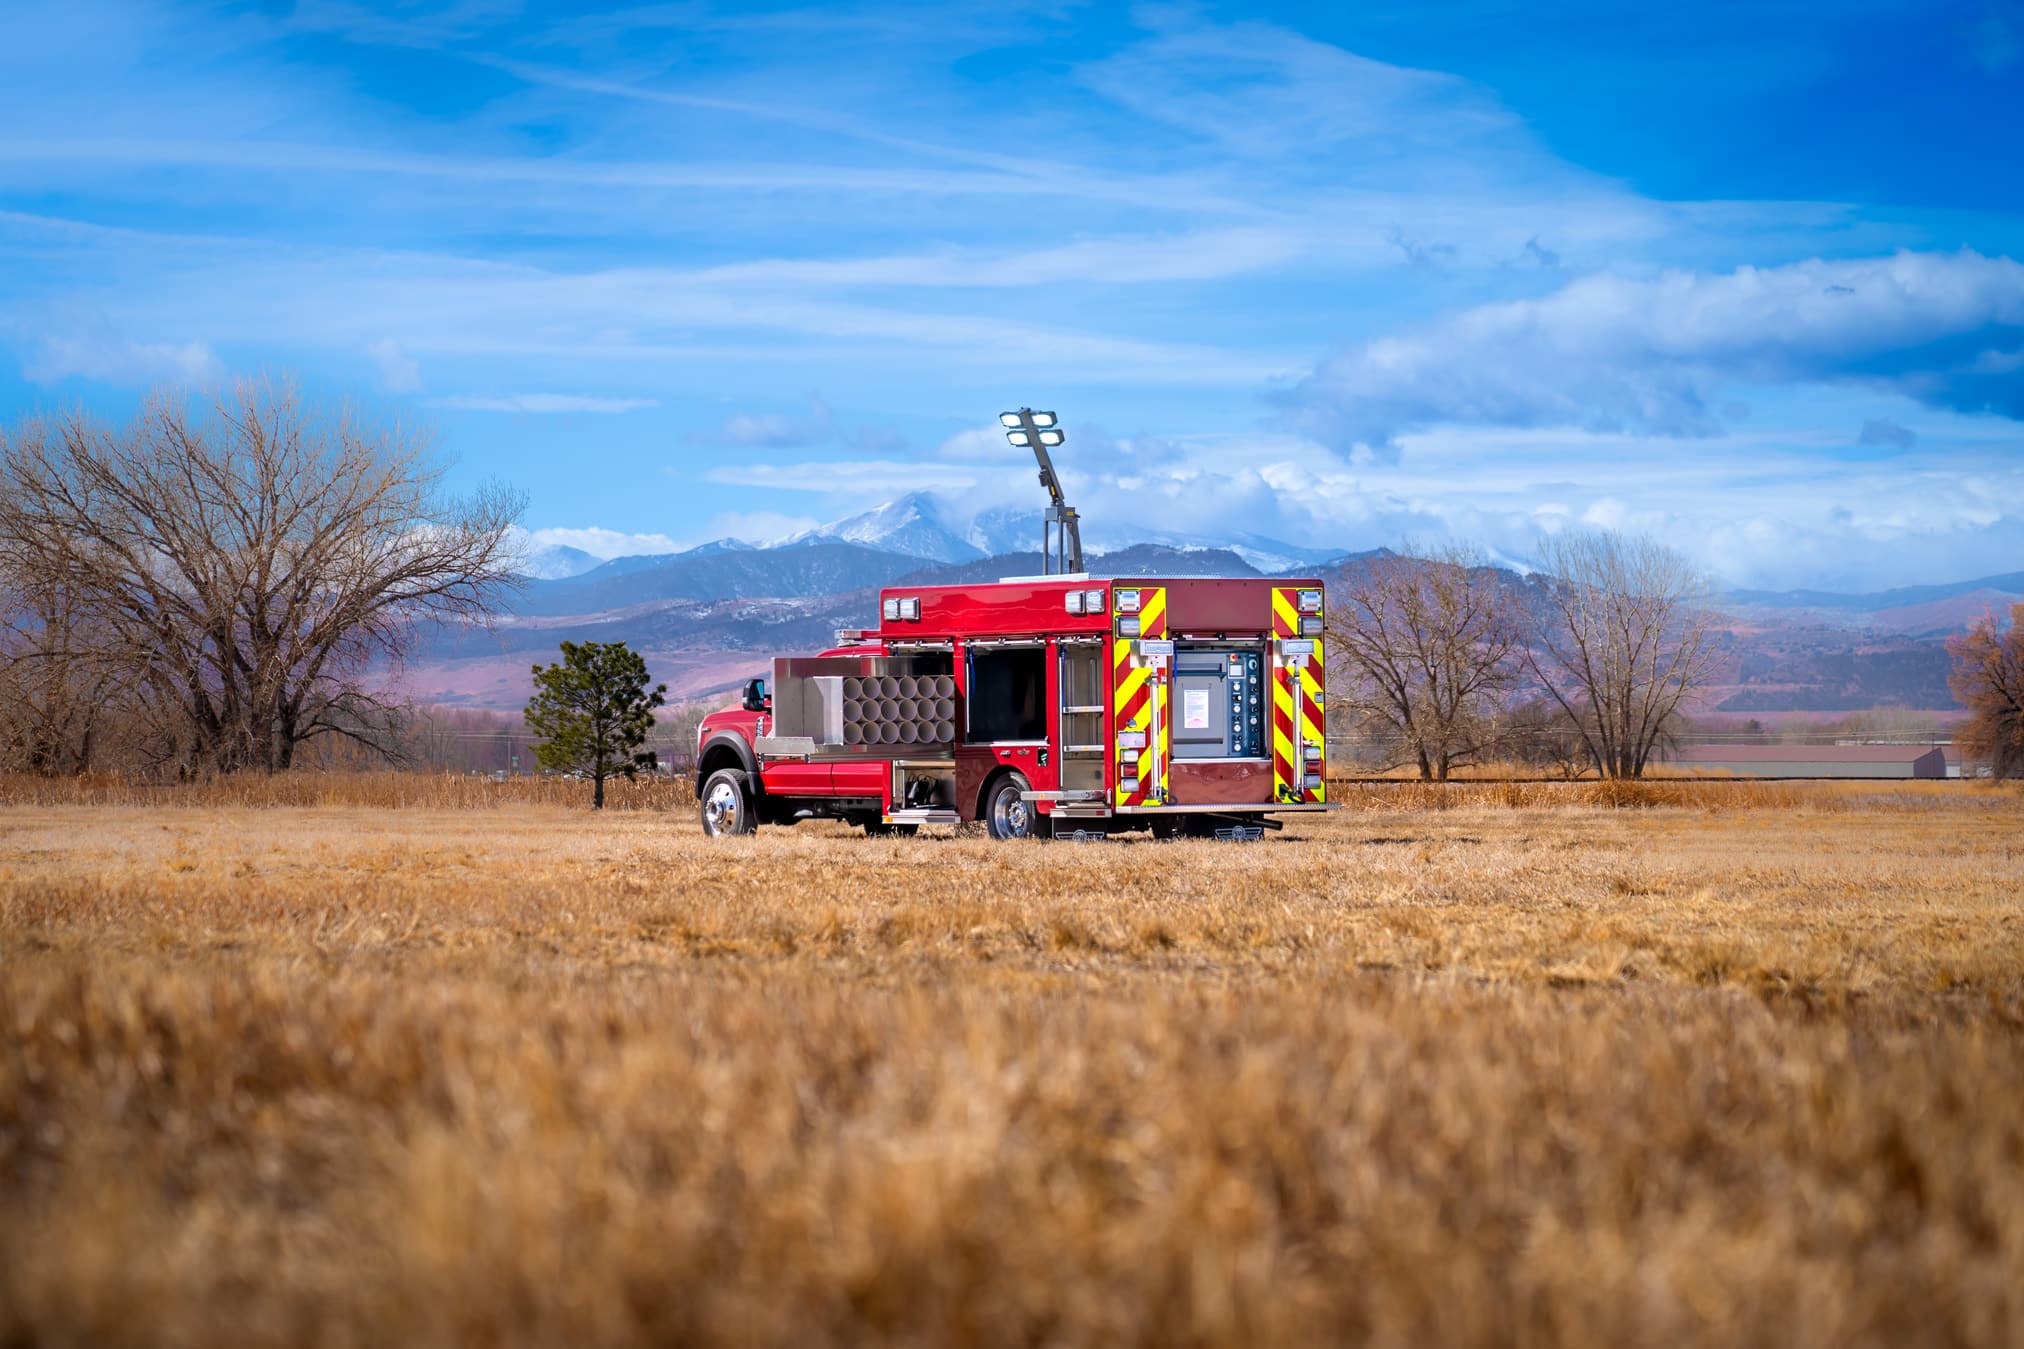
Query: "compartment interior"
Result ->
[[966, 645, 1048, 742]]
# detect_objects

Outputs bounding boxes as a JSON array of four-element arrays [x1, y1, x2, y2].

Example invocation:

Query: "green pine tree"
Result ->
[[524, 641, 668, 808]]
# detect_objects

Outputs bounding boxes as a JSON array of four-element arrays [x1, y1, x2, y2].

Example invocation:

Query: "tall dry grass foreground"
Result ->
[[2, 779, 2021, 1346]]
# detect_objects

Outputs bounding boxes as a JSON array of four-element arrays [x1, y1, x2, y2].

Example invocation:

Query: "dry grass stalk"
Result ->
[[0, 770, 697, 812], [2, 781, 2021, 1346]]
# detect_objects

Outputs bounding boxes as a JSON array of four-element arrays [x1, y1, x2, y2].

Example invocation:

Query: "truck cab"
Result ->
[[694, 572, 1328, 839]]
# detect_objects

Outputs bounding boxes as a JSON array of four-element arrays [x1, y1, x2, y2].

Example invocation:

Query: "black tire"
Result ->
[[983, 772, 1037, 841], [698, 767, 756, 836], [863, 819, 919, 838]]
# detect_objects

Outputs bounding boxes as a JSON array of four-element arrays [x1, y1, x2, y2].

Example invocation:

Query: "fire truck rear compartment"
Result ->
[[1163, 642, 1275, 808], [1171, 647, 1268, 761]]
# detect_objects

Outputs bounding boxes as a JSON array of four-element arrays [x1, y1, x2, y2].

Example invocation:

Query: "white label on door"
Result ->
[[1183, 687, 1210, 730]]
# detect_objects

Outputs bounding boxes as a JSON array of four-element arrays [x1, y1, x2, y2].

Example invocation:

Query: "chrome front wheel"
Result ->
[[699, 768, 755, 836]]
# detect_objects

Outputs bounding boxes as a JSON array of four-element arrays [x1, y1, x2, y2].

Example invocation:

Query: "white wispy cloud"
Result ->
[[469, 54, 1087, 178], [1077, 13, 1548, 178], [23, 330, 223, 387], [0, 136, 1250, 214], [686, 397, 834, 448], [367, 337, 420, 393], [521, 513, 823, 558], [704, 511, 824, 545], [430, 393, 659, 414], [31, 239, 1301, 387], [704, 458, 993, 493], [684, 227, 1306, 288], [521, 525, 686, 558]]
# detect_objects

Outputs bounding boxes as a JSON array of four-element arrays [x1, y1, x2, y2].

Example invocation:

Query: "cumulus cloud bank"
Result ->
[[1281, 250, 2024, 455]]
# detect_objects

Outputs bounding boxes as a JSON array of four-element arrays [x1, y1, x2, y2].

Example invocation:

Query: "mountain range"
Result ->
[[434, 495, 2018, 714], [1723, 572, 2024, 639], [518, 491, 1345, 582]]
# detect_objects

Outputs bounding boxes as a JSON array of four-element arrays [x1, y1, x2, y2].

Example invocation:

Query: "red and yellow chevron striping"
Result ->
[[1112, 586, 1169, 807], [1270, 586, 1326, 803]]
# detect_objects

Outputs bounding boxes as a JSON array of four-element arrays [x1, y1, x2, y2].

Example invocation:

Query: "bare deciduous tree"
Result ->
[[1526, 530, 1721, 779], [0, 380, 524, 775], [1326, 545, 1525, 780], [1501, 698, 1592, 780], [0, 562, 125, 773], [1948, 601, 2023, 780]]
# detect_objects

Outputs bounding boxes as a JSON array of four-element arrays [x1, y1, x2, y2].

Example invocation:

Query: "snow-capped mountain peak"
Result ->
[[525, 494, 1353, 584], [789, 491, 986, 564], [516, 543, 603, 580]]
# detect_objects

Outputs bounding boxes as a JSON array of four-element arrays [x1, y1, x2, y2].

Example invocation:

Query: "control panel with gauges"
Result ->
[[1172, 648, 1268, 760]]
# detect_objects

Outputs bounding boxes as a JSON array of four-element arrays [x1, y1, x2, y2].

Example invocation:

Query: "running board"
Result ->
[[882, 808, 960, 826]]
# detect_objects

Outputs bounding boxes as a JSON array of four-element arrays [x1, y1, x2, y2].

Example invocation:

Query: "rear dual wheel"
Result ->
[[985, 772, 1038, 841]]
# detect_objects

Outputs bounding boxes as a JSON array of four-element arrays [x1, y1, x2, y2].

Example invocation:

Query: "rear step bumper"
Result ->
[[1044, 802, 1333, 818], [1020, 789, 1331, 815]]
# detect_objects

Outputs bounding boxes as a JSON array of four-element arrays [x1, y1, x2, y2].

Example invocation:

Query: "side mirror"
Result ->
[[741, 677, 769, 712]]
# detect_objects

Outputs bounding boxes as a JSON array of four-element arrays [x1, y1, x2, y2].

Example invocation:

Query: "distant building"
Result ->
[[1941, 747, 1992, 779], [1669, 745, 1948, 779]]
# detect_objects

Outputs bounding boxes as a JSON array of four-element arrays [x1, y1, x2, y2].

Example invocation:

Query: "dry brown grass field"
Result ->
[[2, 774, 2021, 1347]]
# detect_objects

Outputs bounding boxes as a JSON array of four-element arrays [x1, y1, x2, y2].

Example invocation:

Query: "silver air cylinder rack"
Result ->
[[842, 674, 958, 746]]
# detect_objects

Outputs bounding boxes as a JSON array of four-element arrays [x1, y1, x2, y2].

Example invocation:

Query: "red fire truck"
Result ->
[[692, 409, 1330, 840]]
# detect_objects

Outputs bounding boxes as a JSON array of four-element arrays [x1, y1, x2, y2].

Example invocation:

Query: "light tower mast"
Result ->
[[999, 407, 1083, 574]]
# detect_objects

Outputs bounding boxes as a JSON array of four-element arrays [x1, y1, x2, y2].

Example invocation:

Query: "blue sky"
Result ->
[[1, 0, 2020, 589]]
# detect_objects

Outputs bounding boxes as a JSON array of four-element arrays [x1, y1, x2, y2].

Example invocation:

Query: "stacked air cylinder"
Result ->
[[841, 674, 957, 746]]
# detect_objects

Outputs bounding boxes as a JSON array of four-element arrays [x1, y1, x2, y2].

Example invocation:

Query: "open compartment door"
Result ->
[[1110, 584, 1171, 806], [1270, 586, 1327, 803], [759, 652, 958, 762], [1165, 643, 1276, 805]]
